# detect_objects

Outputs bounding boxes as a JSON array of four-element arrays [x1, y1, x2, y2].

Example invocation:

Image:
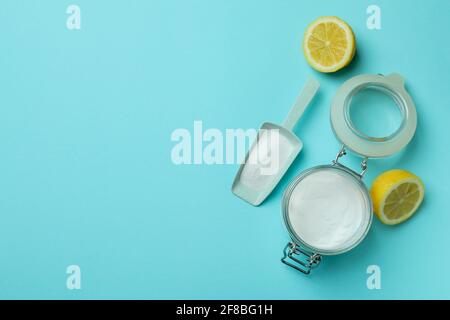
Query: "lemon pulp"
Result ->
[[370, 170, 425, 225], [303, 16, 356, 73]]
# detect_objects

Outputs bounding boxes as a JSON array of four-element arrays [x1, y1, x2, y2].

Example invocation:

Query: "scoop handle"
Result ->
[[283, 77, 320, 131]]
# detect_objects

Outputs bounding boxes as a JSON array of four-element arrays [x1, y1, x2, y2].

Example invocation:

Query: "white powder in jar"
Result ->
[[288, 168, 368, 251]]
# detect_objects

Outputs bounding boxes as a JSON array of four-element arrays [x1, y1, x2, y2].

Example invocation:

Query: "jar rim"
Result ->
[[281, 165, 373, 256]]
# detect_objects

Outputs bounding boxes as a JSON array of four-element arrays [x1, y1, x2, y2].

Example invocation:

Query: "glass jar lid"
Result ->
[[330, 73, 417, 158]]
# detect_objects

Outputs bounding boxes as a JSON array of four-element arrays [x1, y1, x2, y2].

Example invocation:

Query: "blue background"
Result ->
[[0, 0, 449, 299]]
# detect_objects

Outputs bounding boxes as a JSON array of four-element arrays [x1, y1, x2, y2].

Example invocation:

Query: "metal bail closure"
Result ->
[[281, 242, 322, 274], [332, 145, 368, 179]]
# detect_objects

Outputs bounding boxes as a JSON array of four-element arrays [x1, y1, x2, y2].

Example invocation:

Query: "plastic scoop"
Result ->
[[232, 77, 320, 206]]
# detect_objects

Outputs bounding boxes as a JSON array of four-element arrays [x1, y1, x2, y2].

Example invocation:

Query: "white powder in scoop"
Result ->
[[288, 168, 366, 251], [240, 129, 295, 190]]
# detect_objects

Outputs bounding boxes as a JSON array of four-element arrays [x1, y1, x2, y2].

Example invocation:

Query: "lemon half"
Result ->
[[303, 16, 356, 73], [370, 169, 425, 225]]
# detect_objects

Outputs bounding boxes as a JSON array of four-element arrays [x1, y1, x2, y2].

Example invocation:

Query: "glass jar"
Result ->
[[281, 74, 417, 274]]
